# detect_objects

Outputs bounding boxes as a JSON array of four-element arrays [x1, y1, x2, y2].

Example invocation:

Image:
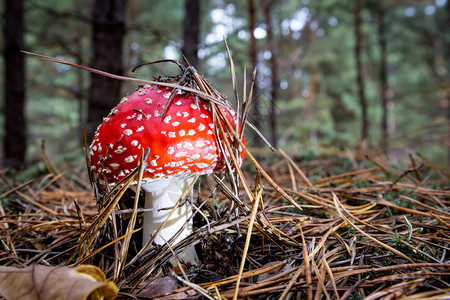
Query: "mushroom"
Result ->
[[89, 84, 244, 262]]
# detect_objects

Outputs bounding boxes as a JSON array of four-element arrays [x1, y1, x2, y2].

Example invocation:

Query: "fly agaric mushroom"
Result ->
[[89, 84, 244, 258]]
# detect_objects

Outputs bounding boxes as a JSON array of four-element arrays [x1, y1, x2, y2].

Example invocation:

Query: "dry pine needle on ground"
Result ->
[[0, 150, 449, 300]]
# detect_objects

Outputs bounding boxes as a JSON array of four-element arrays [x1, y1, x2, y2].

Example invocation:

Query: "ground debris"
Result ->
[[1, 152, 449, 299]]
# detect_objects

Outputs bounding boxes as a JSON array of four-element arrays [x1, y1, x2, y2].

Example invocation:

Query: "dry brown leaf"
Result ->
[[0, 264, 117, 300], [136, 276, 177, 297]]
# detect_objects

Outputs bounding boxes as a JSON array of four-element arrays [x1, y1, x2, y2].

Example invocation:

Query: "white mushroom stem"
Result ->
[[141, 175, 198, 262]]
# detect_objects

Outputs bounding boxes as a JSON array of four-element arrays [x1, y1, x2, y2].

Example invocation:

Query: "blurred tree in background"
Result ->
[[1, 0, 448, 169], [3, 0, 26, 168], [86, 0, 126, 142]]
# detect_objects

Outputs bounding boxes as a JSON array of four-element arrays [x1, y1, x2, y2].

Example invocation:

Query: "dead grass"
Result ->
[[1, 149, 449, 300]]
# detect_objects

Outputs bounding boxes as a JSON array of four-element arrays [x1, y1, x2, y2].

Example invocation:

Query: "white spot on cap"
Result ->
[[145, 98, 153, 104], [131, 140, 139, 147], [154, 110, 160, 117], [176, 112, 182, 117], [110, 163, 120, 170], [188, 118, 196, 123], [196, 163, 209, 169], [168, 132, 176, 138], [163, 115, 172, 123], [165, 161, 184, 168], [112, 109, 119, 115], [150, 160, 157, 166], [92, 145, 98, 151], [102, 167, 112, 173], [188, 129, 195, 136], [175, 101, 182, 105], [167, 147, 175, 154], [125, 156, 135, 163], [115, 146, 127, 154], [205, 153, 216, 160], [103, 117, 110, 122], [119, 171, 125, 177], [179, 130, 186, 136], [207, 130, 213, 135], [182, 112, 189, 117], [127, 113, 136, 119], [136, 114, 143, 121], [175, 151, 187, 157], [184, 142, 194, 150], [191, 104, 198, 109], [138, 89, 146, 96], [195, 141, 205, 147], [143, 84, 151, 89], [124, 129, 133, 136], [163, 92, 171, 99], [172, 122, 180, 127], [136, 126, 144, 132], [200, 114, 208, 119], [120, 97, 128, 103], [208, 123, 214, 129], [198, 123, 206, 131], [121, 123, 127, 128], [192, 154, 200, 159]]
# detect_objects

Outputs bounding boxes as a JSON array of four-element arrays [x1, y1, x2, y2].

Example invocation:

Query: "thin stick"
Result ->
[[116, 148, 149, 280], [333, 193, 415, 263], [214, 106, 302, 210], [233, 189, 263, 300], [278, 149, 313, 187]]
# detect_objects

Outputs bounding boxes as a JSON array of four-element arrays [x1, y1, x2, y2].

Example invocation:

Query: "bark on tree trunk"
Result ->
[[376, 0, 389, 153], [86, 0, 126, 142], [263, 0, 279, 148], [247, 0, 263, 146], [354, 0, 369, 142], [446, 0, 450, 163], [3, 0, 26, 169], [182, 0, 200, 69]]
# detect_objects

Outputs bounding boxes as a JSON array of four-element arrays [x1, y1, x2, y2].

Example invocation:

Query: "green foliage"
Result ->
[[1, 0, 447, 166], [348, 293, 363, 300]]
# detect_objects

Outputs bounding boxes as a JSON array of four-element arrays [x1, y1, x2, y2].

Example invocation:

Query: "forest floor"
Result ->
[[0, 148, 449, 300]]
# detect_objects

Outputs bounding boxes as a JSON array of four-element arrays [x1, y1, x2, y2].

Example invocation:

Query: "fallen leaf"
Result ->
[[0, 264, 117, 300], [136, 276, 177, 297]]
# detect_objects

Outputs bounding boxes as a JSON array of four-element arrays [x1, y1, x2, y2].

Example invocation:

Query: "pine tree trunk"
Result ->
[[182, 0, 200, 69], [354, 0, 369, 142], [247, 0, 263, 146], [446, 0, 450, 162], [3, 0, 26, 168], [376, 0, 389, 152], [263, 0, 279, 148], [86, 0, 126, 142]]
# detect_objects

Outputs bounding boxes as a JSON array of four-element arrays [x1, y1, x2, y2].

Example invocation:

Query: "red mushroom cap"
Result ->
[[89, 84, 245, 183]]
